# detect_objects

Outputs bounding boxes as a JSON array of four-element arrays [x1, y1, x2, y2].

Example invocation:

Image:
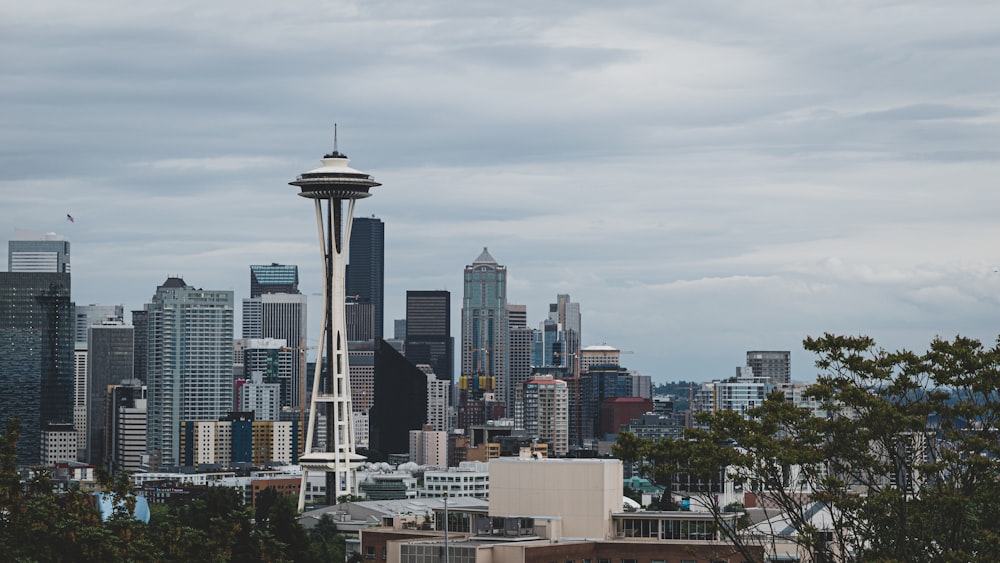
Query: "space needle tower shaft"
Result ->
[[291, 128, 379, 511]]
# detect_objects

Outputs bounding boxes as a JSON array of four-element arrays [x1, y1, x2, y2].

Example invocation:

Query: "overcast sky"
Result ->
[[4, 1, 1000, 383]]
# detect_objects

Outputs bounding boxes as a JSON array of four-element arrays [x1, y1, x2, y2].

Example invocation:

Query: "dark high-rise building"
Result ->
[[345, 300, 375, 342], [0, 271, 73, 466], [746, 350, 791, 384], [130, 310, 148, 383], [369, 339, 427, 456], [579, 366, 632, 445], [345, 216, 384, 339], [86, 319, 133, 467], [404, 290, 453, 385], [250, 263, 299, 298]]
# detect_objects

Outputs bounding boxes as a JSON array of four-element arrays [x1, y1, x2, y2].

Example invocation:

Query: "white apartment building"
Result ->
[[239, 373, 282, 421], [419, 461, 490, 499]]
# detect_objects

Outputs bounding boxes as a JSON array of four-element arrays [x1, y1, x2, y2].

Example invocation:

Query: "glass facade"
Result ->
[[461, 248, 508, 407], [0, 272, 73, 466], [249, 263, 299, 297], [345, 216, 384, 339], [405, 290, 453, 384]]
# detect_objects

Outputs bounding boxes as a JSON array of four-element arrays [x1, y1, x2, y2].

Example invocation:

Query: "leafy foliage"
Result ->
[[616, 334, 1000, 563], [0, 419, 353, 562]]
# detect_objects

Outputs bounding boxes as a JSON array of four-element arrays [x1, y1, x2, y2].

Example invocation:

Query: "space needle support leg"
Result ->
[[299, 198, 330, 512]]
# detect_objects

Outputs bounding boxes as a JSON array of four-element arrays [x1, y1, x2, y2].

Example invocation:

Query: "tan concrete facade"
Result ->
[[489, 457, 622, 539]]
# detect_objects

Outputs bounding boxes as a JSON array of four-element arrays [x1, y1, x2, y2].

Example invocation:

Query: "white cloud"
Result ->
[[3, 0, 1000, 380]]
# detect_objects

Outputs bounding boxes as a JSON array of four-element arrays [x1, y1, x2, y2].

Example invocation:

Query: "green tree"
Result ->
[[616, 334, 1000, 563]]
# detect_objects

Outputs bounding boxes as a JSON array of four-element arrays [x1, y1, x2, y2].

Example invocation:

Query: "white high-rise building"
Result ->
[[239, 373, 282, 421], [421, 365, 450, 432], [242, 291, 308, 409], [519, 375, 569, 456], [409, 426, 448, 468], [144, 277, 234, 469]]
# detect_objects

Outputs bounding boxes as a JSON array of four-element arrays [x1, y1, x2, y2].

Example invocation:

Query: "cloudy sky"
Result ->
[[4, 1, 1000, 382]]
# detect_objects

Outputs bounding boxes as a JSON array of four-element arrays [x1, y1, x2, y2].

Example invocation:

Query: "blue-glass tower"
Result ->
[[461, 248, 509, 411]]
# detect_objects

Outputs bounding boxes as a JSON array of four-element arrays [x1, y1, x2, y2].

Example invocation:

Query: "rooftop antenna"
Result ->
[[333, 122, 338, 153]]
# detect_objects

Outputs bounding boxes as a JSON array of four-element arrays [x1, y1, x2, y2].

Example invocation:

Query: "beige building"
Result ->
[[579, 344, 621, 372], [362, 455, 754, 562], [490, 458, 619, 539]]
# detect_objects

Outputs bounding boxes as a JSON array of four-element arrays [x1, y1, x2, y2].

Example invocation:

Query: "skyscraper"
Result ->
[[242, 266, 307, 409], [107, 381, 146, 474], [461, 248, 509, 411], [518, 375, 569, 456], [404, 290, 453, 385], [0, 271, 74, 466], [8, 229, 70, 273], [370, 339, 428, 456], [86, 319, 133, 467], [345, 216, 384, 340], [508, 310, 533, 415], [550, 294, 581, 375], [746, 350, 791, 384], [143, 277, 234, 469]]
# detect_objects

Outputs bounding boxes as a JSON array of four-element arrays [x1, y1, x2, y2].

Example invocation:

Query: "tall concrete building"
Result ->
[[72, 304, 125, 462], [404, 290, 453, 385], [143, 277, 234, 469], [461, 248, 509, 412], [107, 381, 146, 474], [746, 350, 791, 384], [86, 319, 133, 467], [7, 229, 70, 273], [242, 265, 307, 409], [420, 365, 450, 433], [0, 270, 73, 466], [508, 313, 534, 415], [518, 375, 569, 456], [345, 216, 384, 340]]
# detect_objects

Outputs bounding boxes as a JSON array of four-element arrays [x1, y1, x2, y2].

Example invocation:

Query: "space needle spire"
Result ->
[[290, 129, 380, 510]]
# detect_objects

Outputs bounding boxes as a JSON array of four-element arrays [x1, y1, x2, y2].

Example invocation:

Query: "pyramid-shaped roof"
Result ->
[[473, 247, 497, 265]]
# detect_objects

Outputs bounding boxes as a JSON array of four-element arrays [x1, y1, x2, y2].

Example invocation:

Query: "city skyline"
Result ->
[[4, 2, 1000, 381]]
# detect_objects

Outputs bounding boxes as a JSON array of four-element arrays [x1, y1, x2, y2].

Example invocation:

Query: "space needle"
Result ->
[[291, 128, 379, 510]]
